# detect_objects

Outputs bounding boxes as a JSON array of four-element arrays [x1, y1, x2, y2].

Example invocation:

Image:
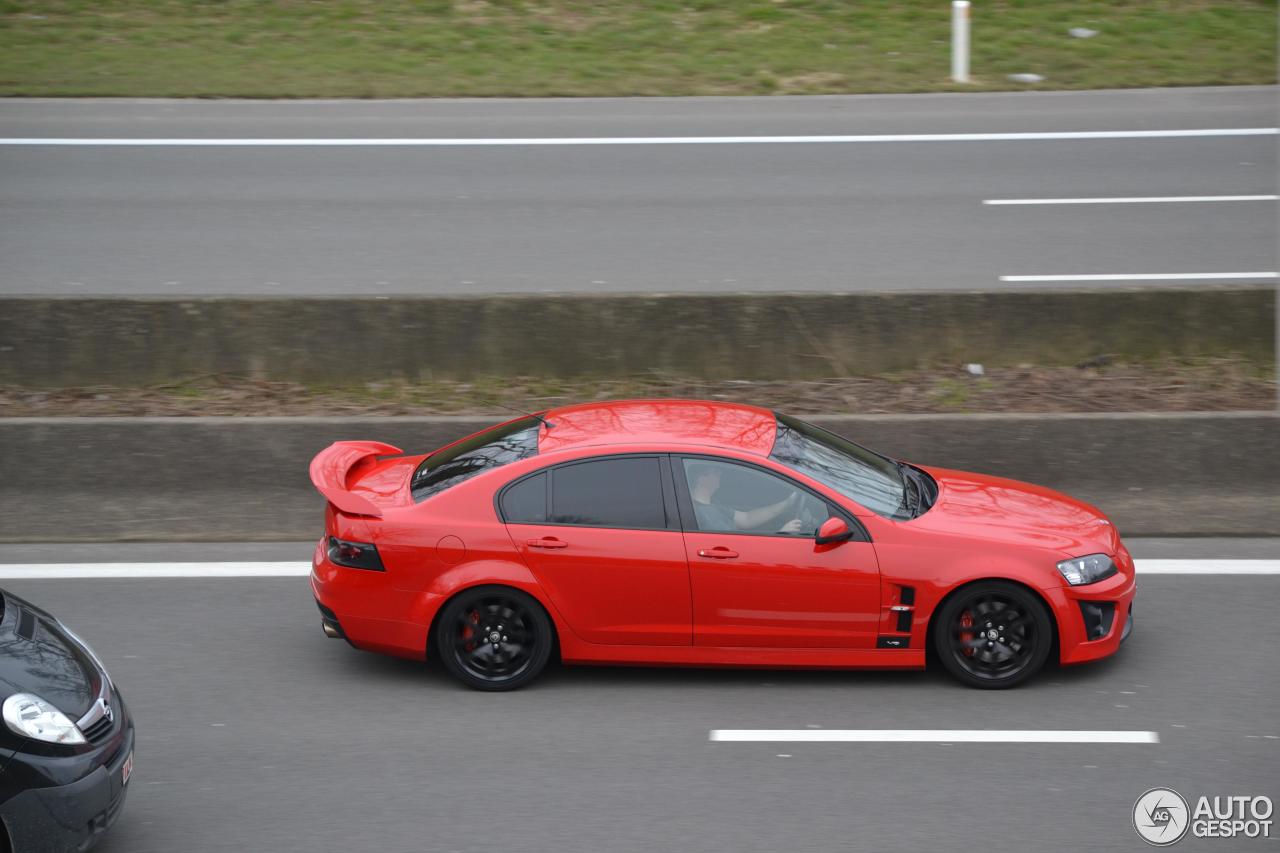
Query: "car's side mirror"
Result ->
[[815, 516, 854, 545]]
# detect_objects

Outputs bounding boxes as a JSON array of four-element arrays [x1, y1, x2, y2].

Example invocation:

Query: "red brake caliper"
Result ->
[[462, 611, 479, 652], [959, 611, 975, 657]]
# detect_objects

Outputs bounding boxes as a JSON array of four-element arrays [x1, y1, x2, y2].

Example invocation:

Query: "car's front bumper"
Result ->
[[0, 718, 134, 853], [1048, 555, 1137, 666]]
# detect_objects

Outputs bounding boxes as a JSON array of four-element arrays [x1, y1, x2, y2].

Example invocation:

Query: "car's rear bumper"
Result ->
[[310, 538, 433, 660], [0, 721, 134, 853]]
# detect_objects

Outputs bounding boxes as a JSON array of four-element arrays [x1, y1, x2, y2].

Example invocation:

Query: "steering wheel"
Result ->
[[775, 493, 821, 534], [796, 501, 822, 532]]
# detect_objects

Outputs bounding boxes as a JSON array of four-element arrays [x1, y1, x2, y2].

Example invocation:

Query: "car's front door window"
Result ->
[[679, 457, 829, 537]]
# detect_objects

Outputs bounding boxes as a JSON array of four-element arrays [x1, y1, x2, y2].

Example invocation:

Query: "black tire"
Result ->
[[932, 580, 1053, 689], [435, 585, 553, 691]]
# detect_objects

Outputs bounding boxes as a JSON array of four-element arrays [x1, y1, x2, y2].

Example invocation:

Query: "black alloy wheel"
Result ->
[[933, 580, 1053, 689], [436, 586, 553, 691]]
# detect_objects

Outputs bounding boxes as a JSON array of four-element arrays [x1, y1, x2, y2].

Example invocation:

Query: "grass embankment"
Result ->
[[0, 0, 1274, 98], [3, 358, 1273, 416]]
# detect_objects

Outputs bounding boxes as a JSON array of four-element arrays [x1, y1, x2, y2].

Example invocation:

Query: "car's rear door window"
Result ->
[[500, 472, 547, 523], [549, 456, 666, 529]]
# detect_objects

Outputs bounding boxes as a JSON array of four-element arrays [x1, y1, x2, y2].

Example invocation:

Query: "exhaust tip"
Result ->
[[322, 621, 342, 639]]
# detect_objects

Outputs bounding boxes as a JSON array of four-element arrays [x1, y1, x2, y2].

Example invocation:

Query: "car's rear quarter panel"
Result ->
[[313, 459, 581, 660]]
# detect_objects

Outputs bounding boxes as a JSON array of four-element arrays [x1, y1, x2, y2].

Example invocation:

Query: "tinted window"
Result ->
[[411, 417, 540, 503], [501, 473, 547, 523], [680, 457, 829, 537], [550, 457, 665, 529], [770, 415, 906, 519]]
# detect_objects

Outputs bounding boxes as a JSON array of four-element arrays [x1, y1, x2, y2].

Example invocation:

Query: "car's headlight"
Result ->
[[1056, 553, 1118, 586], [2, 693, 86, 745]]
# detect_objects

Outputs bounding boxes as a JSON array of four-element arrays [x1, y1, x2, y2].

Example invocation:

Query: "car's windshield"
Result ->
[[769, 414, 907, 519], [411, 416, 541, 503]]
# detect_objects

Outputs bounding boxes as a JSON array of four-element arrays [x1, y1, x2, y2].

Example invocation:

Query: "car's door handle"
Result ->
[[526, 537, 568, 549], [698, 547, 739, 559]]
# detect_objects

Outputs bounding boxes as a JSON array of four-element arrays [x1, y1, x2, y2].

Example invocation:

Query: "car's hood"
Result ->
[[912, 466, 1119, 556], [0, 589, 99, 718]]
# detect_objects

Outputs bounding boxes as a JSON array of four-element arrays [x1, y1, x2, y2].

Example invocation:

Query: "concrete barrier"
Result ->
[[2, 413, 1274, 541], [1, 288, 1272, 386]]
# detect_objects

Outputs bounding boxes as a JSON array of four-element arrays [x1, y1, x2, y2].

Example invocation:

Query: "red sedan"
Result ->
[[309, 400, 1134, 691]]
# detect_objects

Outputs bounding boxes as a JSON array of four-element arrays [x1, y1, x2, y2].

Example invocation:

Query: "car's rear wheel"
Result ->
[[933, 580, 1053, 689], [436, 586, 553, 691]]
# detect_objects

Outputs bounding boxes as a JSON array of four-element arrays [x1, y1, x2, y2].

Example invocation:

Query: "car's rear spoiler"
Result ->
[[309, 440, 404, 518]]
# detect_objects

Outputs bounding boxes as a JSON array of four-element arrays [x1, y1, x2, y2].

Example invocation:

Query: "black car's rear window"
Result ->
[[411, 417, 541, 503]]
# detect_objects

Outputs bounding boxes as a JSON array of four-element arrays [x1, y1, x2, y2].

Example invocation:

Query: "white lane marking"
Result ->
[[1001, 272, 1278, 282], [1134, 559, 1280, 575], [711, 729, 1159, 743], [985, 195, 1279, 205], [0, 128, 1275, 146], [0, 562, 310, 579], [0, 559, 1274, 579]]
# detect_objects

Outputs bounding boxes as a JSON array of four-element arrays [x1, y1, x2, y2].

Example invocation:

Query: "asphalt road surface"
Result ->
[[1, 87, 1276, 296], [3, 539, 1277, 853]]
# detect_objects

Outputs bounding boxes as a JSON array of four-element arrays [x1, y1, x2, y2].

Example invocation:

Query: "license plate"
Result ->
[[121, 751, 133, 786]]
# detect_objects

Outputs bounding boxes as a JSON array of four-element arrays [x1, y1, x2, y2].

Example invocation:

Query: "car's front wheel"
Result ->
[[933, 580, 1053, 689], [436, 586, 553, 691]]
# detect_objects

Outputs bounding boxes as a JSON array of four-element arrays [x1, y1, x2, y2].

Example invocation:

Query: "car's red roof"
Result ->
[[537, 399, 777, 456]]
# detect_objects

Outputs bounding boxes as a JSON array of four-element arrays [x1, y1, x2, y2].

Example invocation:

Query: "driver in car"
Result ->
[[688, 462, 807, 534]]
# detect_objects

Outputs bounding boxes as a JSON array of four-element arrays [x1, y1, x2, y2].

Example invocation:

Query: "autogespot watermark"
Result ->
[[1133, 788, 1274, 845]]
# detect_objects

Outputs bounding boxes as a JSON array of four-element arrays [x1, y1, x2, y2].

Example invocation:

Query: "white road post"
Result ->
[[951, 1, 971, 83]]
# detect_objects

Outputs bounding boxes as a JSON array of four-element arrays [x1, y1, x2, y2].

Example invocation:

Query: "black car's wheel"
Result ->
[[436, 586, 553, 691], [933, 581, 1053, 689]]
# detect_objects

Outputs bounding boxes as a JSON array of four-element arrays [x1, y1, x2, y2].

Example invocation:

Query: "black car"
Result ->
[[0, 589, 134, 853]]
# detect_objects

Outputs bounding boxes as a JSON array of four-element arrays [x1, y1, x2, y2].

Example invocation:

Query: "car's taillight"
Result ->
[[327, 536, 385, 571]]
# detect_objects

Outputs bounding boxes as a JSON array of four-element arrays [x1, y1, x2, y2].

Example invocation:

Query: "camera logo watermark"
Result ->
[[1134, 788, 1274, 845], [1134, 788, 1190, 845]]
